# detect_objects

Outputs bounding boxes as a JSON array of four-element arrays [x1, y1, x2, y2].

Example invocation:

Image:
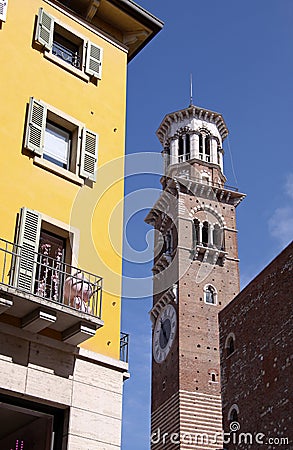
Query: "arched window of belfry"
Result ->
[[193, 219, 200, 246], [185, 133, 190, 156], [199, 134, 203, 158], [202, 221, 209, 246], [177, 132, 191, 162], [213, 224, 223, 250], [178, 135, 184, 159], [205, 136, 210, 162], [198, 129, 211, 162]]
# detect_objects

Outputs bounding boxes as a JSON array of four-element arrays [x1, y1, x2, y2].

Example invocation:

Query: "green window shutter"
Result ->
[[0, 0, 8, 22], [85, 41, 103, 79], [14, 208, 41, 292], [35, 8, 54, 51], [80, 128, 99, 182], [25, 97, 46, 156]]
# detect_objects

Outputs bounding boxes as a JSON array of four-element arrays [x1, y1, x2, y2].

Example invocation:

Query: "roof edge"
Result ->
[[156, 104, 229, 145]]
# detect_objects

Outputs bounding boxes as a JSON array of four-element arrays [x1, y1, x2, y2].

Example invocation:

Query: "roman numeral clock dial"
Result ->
[[153, 303, 177, 363]]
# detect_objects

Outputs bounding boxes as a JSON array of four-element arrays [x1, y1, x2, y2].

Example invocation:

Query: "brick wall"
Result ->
[[219, 241, 293, 450]]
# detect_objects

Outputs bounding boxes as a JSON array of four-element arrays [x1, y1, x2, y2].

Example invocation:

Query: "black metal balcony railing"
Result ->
[[52, 41, 81, 69], [0, 238, 102, 318], [120, 332, 129, 363]]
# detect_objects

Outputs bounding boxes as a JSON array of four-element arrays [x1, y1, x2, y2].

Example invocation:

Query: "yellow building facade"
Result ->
[[0, 1, 162, 448]]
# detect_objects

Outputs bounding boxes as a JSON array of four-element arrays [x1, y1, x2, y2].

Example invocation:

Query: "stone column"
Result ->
[[211, 138, 217, 164], [190, 133, 199, 159], [209, 224, 214, 246], [162, 148, 170, 175], [170, 137, 178, 165], [182, 134, 186, 161], [219, 150, 224, 172], [198, 222, 203, 245]]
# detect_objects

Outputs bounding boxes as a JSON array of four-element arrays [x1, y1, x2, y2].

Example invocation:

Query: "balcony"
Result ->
[[52, 39, 81, 69], [0, 238, 103, 345], [178, 153, 190, 163], [167, 173, 246, 206], [192, 241, 227, 264], [187, 175, 237, 191]]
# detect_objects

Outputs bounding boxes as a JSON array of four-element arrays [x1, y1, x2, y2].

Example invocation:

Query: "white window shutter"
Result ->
[[0, 0, 8, 22], [35, 8, 54, 51], [85, 41, 103, 79], [80, 128, 99, 182], [14, 208, 41, 292], [25, 97, 46, 156]]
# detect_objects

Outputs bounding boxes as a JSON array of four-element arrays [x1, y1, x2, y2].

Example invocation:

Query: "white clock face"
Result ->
[[153, 303, 177, 364]]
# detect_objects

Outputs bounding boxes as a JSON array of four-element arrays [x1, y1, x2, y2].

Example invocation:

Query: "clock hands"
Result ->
[[160, 318, 169, 346]]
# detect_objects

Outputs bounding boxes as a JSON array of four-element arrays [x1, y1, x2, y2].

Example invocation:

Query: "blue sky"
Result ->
[[121, 1, 293, 449]]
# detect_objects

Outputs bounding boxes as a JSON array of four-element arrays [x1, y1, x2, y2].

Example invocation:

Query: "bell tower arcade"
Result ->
[[145, 104, 245, 449]]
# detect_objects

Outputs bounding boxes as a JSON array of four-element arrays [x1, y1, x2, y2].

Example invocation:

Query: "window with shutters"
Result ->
[[52, 24, 82, 70], [0, 0, 8, 22], [11, 208, 103, 316], [13, 208, 77, 297], [24, 97, 99, 183], [34, 8, 103, 81], [36, 230, 66, 300]]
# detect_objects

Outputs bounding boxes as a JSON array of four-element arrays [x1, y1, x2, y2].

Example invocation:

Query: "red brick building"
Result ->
[[146, 103, 246, 450], [219, 241, 293, 449]]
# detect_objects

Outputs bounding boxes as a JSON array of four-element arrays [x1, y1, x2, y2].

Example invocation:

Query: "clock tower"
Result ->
[[145, 103, 245, 449]]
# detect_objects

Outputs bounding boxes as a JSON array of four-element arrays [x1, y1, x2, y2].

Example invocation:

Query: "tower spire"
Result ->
[[189, 73, 193, 106]]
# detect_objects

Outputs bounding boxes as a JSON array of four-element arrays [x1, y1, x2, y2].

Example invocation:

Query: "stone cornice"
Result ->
[[48, 0, 163, 61], [156, 104, 229, 145]]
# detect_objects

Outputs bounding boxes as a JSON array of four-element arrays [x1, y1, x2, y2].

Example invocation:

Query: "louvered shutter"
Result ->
[[80, 128, 98, 182], [25, 97, 46, 156], [35, 8, 54, 51], [14, 208, 41, 292], [85, 41, 103, 79], [0, 0, 8, 22]]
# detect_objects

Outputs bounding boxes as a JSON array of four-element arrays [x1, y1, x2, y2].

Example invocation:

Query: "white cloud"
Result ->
[[269, 173, 293, 248], [285, 173, 293, 199], [269, 206, 293, 247]]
